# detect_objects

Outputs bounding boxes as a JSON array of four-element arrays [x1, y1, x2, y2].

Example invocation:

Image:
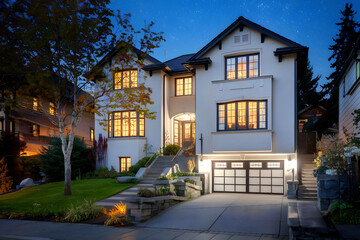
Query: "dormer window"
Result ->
[[225, 53, 259, 80], [49, 102, 56, 115], [114, 69, 138, 90]]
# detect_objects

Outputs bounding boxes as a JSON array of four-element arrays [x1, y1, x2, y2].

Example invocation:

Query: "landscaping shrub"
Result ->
[[172, 172, 196, 177], [103, 202, 131, 226], [64, 199, 103, 223], [20, 155, 41, 181], [137, 187, 155, 198], [163, 144, 180, 156], [157, 175, 177, 180], [184, 178, 196, 184], [41, 137, 92, 181], [129, 156, 150, 174], [329, 201, 360, 224], [157, 186, 176, 196], [84, 167, 135, 179], [0, 157, 13, 194]]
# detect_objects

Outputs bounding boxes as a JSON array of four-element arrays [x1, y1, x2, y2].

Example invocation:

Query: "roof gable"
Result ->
[[189, 16, 305, 61]]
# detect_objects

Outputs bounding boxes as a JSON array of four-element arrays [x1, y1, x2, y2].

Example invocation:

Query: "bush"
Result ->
[[64, 199, 103, 223], [137, 187, 155, 198], [172, 172, 196, 177], [157, 187, 176, 196], [184, 178, 196, 184], [104, 213, 130, 226], [41, 137, 92, 182], [163, 144, 180, 156], [329, 201, 360, 224], [84, 167, 135, 179], [0, 157, 13, 193], [129, 157, 150, 174], [157, 175, 177, 180], [20, 155, 41, 181]]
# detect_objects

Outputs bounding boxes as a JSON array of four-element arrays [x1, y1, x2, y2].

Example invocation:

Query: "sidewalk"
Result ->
[[0, 219, 286, 240]]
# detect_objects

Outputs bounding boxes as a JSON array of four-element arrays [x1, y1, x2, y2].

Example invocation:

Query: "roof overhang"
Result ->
[[182, 58, 212, 71]]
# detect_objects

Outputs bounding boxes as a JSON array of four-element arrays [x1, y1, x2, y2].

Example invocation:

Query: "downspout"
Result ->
[[162, 73, 166, 149]]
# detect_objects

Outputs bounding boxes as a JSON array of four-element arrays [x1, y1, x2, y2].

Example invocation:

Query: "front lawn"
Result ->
[[0, 178, 134, 217]]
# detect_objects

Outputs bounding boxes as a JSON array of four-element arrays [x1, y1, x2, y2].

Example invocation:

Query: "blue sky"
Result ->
[[111, 0, 360, 88]]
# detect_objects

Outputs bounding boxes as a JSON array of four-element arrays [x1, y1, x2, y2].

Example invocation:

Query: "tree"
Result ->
[[298, 60, 321, 111], [319, 3, 360, 134], [7, 0, 164, 195], [0, 157, 13, 194]]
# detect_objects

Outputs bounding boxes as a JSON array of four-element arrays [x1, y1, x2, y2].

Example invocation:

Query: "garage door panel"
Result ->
[[236, 178, 246, 184], [236, 170, 246, 176], [249, 185, 260, 192], [214, 184, 224, 191], [261, 186, 271, 193], [272, 186, 283, 193], [236, 185, 246, 192], [225, 177, 235, 184], [225, 185, 234, 192], [225, 169, 235, 176], [261, 169, 271, 177], [214, 169, 224, 176], [272, 170, 283, 177], [214, 177, 224, 184], [272, 178, 283, 185], [249, 169, 260, 177], [261, 177, 271, 185], [249, 177, 259, 184]]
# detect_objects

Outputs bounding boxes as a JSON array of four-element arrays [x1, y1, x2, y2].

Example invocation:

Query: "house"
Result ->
[[93, 16, 308, 195], [298, 105, 325, 133], [0, 94, 94, 156], [338, 37, 360, 140]]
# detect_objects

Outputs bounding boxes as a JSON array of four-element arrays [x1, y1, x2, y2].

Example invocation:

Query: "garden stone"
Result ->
[[19, 178, 35, 188]]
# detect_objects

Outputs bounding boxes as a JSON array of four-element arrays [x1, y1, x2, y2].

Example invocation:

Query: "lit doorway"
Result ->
[[173, 113, 195, 146]]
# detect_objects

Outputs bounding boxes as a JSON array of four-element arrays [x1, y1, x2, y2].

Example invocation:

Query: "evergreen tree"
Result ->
[[298, 60, 321, 111], [0, 157, 13, 194], [318, 3, 360, 135]]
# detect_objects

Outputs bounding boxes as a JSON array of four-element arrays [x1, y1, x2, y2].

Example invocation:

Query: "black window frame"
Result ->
[[225, 53, 260, 80], [175, 77, 193, 96], [108, 110, 145, 138], [113, 69, 138, 90], [119, 157, 131, 172], [217, 100, 268, 131]]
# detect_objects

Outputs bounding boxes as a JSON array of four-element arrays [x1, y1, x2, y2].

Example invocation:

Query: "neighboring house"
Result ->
[[298, 105, 325, 133], [93, 16, 308, 195], [0, 95, 94, 156], [338, 37, 360, 140]]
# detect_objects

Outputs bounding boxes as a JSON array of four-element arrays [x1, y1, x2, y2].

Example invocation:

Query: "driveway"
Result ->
[[138, 193, 289, 236]]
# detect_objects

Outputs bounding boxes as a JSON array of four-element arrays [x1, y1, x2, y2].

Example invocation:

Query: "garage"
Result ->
[[212, 160, 284, 194]]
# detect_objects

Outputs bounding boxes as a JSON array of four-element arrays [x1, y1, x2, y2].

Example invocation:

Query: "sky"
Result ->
[[111, 0, 360, 88]]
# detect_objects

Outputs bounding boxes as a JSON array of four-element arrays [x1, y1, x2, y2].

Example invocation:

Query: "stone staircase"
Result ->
[[298, 154, 318, 200], [95, 155, 174, 207]]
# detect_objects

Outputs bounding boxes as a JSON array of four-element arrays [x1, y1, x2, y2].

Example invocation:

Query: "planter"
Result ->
[[153, 179, 177, 192], [287, 180, 299, 199], [317, 174, 349, 211], [173, 181, 202, 198]]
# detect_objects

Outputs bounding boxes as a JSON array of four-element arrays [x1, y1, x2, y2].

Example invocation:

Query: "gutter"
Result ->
[[163, 73, 166, 148]]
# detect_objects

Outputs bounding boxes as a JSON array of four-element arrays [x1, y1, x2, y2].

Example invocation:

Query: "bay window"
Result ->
[[108, 111, 145, 137], [217, 100, 267, 131], [226, 53, 259, 80]]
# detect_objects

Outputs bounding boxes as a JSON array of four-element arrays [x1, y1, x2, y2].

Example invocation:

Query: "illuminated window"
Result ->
[[226, 53, 259, 80], [231, 162, 244, 168], [119, 157, 131, 172], [176, 77, 192, 96], [215, 162, 227, 168], [90, 129, 94, 142], [174, 120, 179, 145], [217, 100, 267, 131], [0, 119, 3, 132], [108, 111, 145, 138], [114, 70, 138, 90], [33, 98, 39, 111], [32, 124, 40, 136], [250, 162, 262, 168], [267, 162, 281, 168], [49, 102, 56, 115]]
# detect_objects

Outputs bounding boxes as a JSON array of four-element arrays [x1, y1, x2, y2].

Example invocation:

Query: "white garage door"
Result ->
[[212, 161, 284, 194]]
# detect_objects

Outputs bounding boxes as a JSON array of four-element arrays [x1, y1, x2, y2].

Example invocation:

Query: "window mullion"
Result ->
[[235, 57, 238, 80], [246, 56, 249, 78], [257, 101, 259, 130], [246, 102, 249, 130], [225, 104, 228, 131], [235, 102, 238, 130]]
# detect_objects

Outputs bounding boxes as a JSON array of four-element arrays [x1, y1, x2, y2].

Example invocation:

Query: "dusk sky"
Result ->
[[111, 0, 360, 88]]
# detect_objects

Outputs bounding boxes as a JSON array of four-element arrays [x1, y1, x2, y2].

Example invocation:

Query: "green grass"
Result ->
[[0, 178, 134, 217]]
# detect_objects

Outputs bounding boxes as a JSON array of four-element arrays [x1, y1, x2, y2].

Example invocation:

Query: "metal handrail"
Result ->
[[144, 147, 163, 167], [171, 145, 185, 163]]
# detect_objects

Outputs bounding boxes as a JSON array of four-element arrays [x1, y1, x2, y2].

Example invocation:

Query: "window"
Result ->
[[90, 129, 94, 142], [250, 162, 262, 168], [33, 98, 39, 111], [215, 162, 227, 168], [119, 157, 131, 172], [357, 61, 360, 81], [226, 53, 259, 80], [114, 69, 138, 90], [267, 162, 281, 168], [175, 77, 192, 96], [217, 100, 267, 131], [0, 119, 3, 132], [49, 102, 56, 115], [108, 111, 145, 137], [32, 124, 40, 136]]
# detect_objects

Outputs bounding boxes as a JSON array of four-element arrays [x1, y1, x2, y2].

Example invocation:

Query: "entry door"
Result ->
[[174, 121, 195, 146], [212, 161, 284, 194]]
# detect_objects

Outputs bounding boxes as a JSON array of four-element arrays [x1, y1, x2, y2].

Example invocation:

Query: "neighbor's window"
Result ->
[[0, 119, 3, 132], [175, 77, 192, 96], [119, 157, 131, 172], [32, 124, 40, 136], [357, 61, 360, 80], [33, 97, 39, 111], [108, 111, 145, 137], [90, 129, 94, 142], [218, 100, 267, 131], [114, 69, 138, 90], [226, 53, 259, 80], [49, 102, 56, 115]]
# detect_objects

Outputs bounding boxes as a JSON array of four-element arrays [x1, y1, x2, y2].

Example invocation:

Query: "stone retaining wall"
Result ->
[[317, 174, 349, 211]]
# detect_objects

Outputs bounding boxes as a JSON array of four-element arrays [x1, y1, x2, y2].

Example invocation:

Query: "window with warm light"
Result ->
[[356, 61, 360, 80], [0, 119, 3, 132], [119, 157, 131, 172], [108, 111, 144, 138], [49, 102, 56, 115], [226, 53, 259, 80], [90, 128, 94, 142], [175, 77, 192, 96], [114, 70, 138, 90], [32, 124, 40, 136], [33, 98, 39, 111], [217, 100, 267, 131]]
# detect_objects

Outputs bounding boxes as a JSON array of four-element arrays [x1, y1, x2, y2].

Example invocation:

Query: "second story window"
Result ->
[[108, 111, 145, 138], [176, 77, 192, 96], [49, 102, 56, 115], [33, 97, 39, 111], [226, 53, 259, 80], [218, 100, 267, 131], [90, 128, 94, 142], [114, 70, 138, 90], [32, 124, 40, 136]]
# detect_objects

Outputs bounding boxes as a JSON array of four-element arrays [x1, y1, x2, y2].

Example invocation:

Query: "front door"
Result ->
[[174, 121, 195, 146]]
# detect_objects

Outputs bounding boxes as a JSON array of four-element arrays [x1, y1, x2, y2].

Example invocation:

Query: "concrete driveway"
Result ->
[[138, 193, 289, 237]]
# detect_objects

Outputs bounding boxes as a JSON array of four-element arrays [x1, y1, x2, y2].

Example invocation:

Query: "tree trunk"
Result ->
[[64, 153, 72, 196]]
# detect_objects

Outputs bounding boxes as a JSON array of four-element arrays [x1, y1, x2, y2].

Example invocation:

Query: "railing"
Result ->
[[145, 147, 163, 167]]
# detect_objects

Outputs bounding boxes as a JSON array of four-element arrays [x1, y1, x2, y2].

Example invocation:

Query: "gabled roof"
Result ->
[[143, 54, 195, 73], [188, 16, 306, 62]]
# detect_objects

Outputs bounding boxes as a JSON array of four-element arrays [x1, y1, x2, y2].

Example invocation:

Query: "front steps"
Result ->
[[298, 154, 318, 200]]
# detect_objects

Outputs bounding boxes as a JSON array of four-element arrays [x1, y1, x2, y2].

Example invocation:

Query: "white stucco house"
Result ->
[[338, 38, 360, 140], [93, 16, 308, 195]]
